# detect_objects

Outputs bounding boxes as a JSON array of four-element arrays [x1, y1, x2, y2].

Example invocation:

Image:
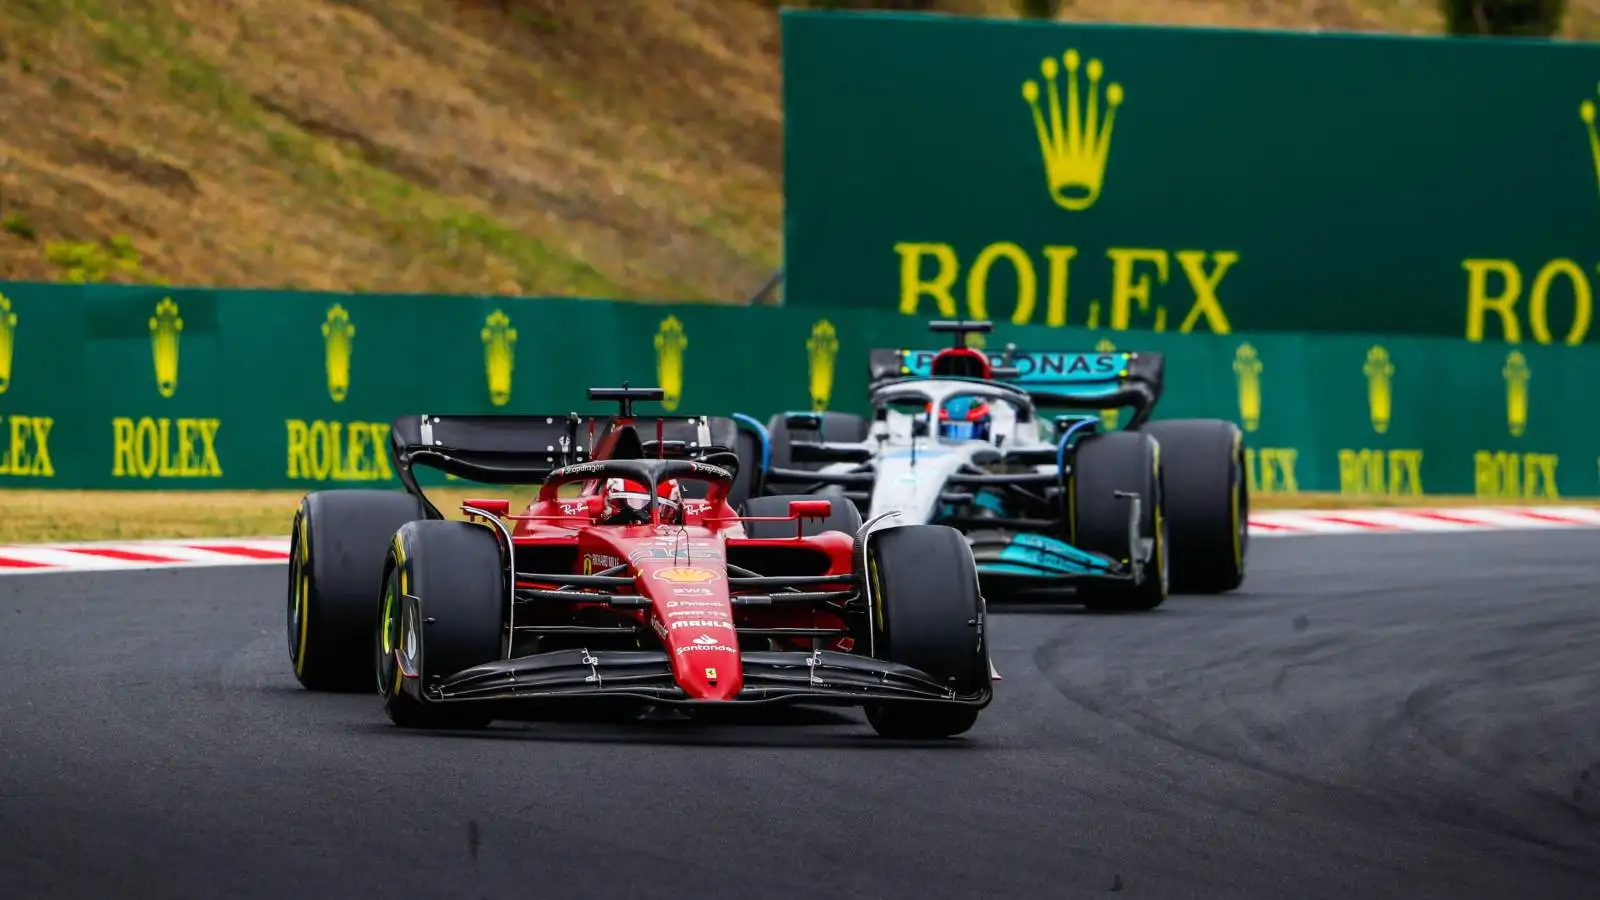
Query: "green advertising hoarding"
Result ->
[[780, 10, 1600, 348], [0, 283, 1596, 499]]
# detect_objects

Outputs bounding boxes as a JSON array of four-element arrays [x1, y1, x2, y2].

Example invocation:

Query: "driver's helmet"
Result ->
[[600, 477, 683, 525], [938, 396, 993, 442]]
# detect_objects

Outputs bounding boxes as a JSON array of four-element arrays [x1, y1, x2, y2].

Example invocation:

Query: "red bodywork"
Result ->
[[463, 419, 858, 703]]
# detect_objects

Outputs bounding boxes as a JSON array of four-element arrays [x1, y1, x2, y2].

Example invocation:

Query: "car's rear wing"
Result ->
[[388, 412, 741, 514], [868, 344, 1166, 428]]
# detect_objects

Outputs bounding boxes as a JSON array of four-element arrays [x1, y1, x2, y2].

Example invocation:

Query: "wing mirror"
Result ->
[[787, 499, 834, 521], [463, 498, 511, 518], [912, 417, 930, 437], [784, 412, 824, 432]]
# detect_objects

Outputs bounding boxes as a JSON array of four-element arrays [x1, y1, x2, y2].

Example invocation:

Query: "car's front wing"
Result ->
[[411, 648, 994, 710]]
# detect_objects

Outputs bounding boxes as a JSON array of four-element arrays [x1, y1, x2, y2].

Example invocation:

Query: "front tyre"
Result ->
[[1069, 431, 1169, 612], [377, 520, 506, 730], [287, 490, 428, 692], [862, 524, 989, 739]]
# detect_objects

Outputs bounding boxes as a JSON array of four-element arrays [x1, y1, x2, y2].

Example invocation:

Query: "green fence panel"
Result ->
[[779, 10, 1600, 349], [1, 283, 1597, 498]]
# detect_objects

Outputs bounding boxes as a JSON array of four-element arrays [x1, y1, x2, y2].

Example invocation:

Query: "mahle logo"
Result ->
[[1022, 48, 1124, 212], [806, 319, 839, 413], [322, 304, 354, 404], [1503, 350, 1530, 438], [1095, 337, 1120, 430], [1363, 346, 1394, 435], [655, 315, 687, 412], [149, 296, 182, 399], [0, 292, 14, 395], [481, 309, 517, 408], [1232, 343, 1261, 433]]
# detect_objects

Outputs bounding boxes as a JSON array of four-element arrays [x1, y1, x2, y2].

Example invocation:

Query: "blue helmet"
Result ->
[[938, 396, 993, 441]]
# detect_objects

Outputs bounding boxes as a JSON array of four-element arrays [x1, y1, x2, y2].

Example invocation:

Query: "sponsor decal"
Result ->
[[628, 546, 724, 564], [581, 553, 622, 575], [670, 619, 733, 630], [807, 319, 838, 413], [653, 567, 719, 584], [669, 588, 713, 597], [705, 667, 718, 681], [676, 643, 736, 655]]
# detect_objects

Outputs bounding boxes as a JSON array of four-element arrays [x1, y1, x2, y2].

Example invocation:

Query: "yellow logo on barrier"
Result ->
[[1022, 49, 1124, 212], [806, 319, 839, 413], [654, 315, 687, 412], [1095, 337, 1120, 430], [1503, 350, 1530, 438], [1579, 85, 1600, 196], [482, 309, 517, 408], [0, 292, 15, 395], [1363, 346, 1393, 435], [1232, 343, 1262, 433], [149, 297, 182, 399], [322, 304, 354, 404]]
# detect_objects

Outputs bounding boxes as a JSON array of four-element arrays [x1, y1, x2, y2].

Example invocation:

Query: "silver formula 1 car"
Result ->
[[730, 321, 1248, 612]]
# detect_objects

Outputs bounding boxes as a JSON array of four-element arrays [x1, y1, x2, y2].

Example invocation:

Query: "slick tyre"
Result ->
[[1069, 431, 1169, 612], [739, 494, 863, 539], [862, 524, 988, 739], [287, 490, 428, 692], [377, 520, 505, 730], [1137, 419, 1247, 594]]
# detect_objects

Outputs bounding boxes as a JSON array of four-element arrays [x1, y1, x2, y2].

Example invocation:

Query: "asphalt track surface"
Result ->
[[3, 530, 1599, 900]]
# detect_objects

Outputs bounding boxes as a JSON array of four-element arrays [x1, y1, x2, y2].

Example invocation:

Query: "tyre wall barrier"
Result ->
[[0, 282, 1595, 500]]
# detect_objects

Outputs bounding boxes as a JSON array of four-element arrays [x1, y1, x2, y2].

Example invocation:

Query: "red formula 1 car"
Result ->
[[286, 385, 994, 739]]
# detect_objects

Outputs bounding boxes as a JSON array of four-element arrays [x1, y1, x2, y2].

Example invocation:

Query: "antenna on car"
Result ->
[[588, 382, 665, 421]]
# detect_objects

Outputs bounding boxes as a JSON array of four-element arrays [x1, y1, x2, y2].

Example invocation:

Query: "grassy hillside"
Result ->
[[4, 0, 1600, 302]]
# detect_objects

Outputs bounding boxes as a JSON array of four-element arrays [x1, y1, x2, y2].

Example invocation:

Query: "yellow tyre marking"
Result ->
[[293, 511, 312, 676]]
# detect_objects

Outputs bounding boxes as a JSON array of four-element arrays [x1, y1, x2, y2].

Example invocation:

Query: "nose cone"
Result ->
[[635, 555, 744, 700]]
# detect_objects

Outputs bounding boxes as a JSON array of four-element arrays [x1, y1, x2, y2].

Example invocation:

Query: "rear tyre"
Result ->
[[862, 524, 988, 739], [287, 490, 428, 692], [377, 520, 505, 730], [1138, 419, 1247, 594], [739, 494, 864, 539], [1069, 432, 1169, 612]]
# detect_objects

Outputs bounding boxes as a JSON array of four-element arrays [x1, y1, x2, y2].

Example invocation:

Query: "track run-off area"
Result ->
[[2, 519, 1599, 899]]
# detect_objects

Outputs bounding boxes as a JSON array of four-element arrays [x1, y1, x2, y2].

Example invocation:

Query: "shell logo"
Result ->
[[652, 567, 719, 584]]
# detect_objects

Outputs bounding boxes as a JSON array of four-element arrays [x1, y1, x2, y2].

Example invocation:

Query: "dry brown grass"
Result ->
[[5, 1, 1600, 299], [1, 487, 1595, 543]]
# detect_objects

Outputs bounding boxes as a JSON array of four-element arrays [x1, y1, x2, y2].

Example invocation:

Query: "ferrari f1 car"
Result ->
[[285, 384, 993, 739], [728, 321, 1248, 612]]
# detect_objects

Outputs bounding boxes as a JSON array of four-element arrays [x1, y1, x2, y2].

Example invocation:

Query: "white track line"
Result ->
[[0, 507, 1595, 575]]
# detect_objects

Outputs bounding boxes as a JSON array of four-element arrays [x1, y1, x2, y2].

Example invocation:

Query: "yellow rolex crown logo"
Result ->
[[322, 304, 355, 404], [1363, 346, 1394, 435], [1232, 342, 1262, 433], [481, 309, 517, 408], [149, 296, 183, 399], [1579, 83, 1600, 196], [1022, 48, 1124, 212], [1095, 337, 1120, 429], [654, 315, 688, 412], [1503, 350, 1531, 438], [0, 292, 15, 396], [806, 319, 839, 413]]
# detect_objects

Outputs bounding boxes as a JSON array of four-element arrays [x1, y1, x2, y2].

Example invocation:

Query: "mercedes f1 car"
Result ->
[[729, 321, 1248, 612], [286, 384, 993, 739]]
